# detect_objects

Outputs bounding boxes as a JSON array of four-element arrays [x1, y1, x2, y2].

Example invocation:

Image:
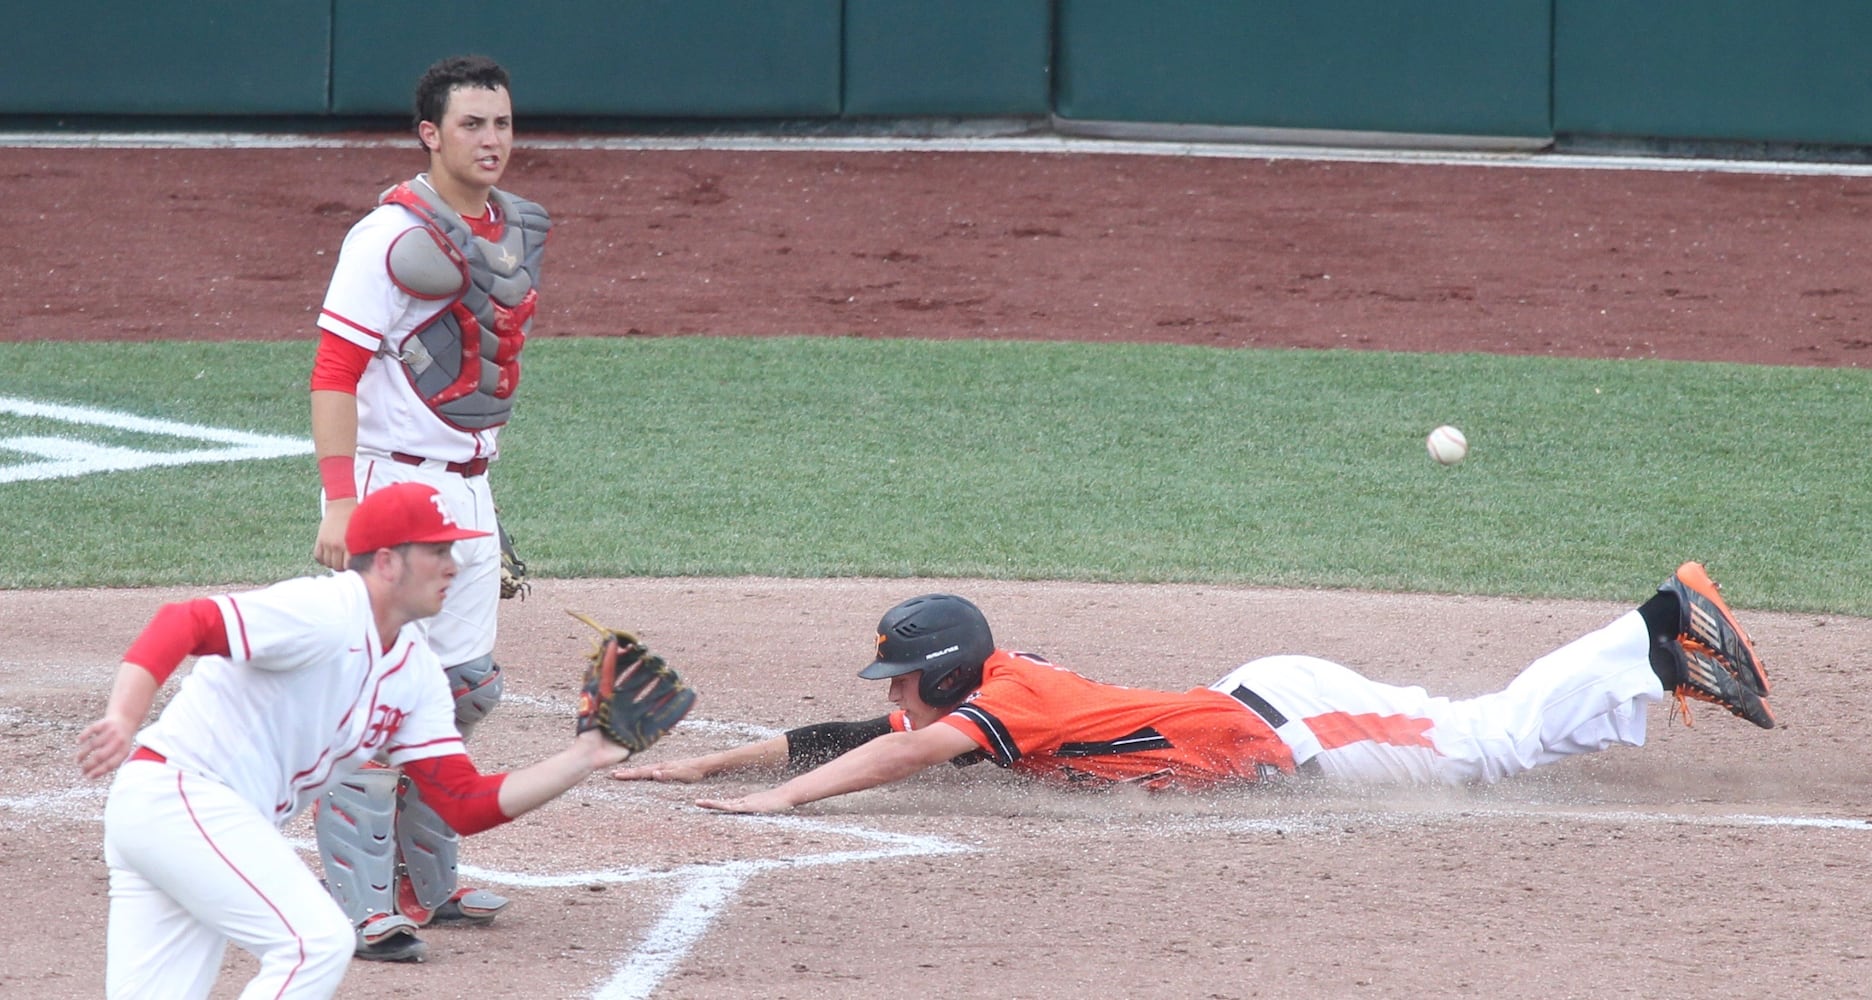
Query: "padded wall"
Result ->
[[1053, 0, 1552, 138], [0, 0, 330, 115], [330, 0, 842, 118]]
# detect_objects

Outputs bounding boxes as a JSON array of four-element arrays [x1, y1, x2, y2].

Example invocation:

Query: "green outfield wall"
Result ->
[[5, 1, 1872, 151], [1553, 1, 1872, 147], [0, 1, 331, 115], [329, 1, 843, 118], [1053, 0, 1551, 139]]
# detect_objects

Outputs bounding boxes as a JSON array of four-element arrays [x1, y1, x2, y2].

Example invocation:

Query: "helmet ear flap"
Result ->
[[920, 659, 983, 709]]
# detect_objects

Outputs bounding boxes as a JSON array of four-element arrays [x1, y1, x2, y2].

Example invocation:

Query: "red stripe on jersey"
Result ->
[[318, 307, 383, 341], [178, 770, 312, 992], [1306, 711, 1436, 751], [123, 599, 231, 684], [281, 644, 416, 816], [390, 735, 466, 754], [225, 596, 253, 659]]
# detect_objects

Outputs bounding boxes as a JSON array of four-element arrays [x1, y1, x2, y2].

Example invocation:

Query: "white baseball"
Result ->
[[1426, 425, 1468, 465]]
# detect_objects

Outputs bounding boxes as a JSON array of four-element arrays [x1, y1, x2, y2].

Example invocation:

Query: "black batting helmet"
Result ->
[[858, 593, 994, 708]]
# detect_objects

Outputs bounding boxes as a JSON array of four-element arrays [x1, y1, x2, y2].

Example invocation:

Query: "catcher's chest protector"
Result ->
[[381, 179, 551, 432]]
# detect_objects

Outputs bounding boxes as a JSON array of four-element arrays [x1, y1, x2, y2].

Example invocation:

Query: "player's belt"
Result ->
[[391, 451, 489, 477], [129, 746, 167, 764], [1227, 685, 1325, 777]]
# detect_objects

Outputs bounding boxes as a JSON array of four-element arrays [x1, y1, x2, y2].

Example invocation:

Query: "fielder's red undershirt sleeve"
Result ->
[[309, 330, 372, 392], [400, 753, 512, 834], [123, 599, 232, 685]]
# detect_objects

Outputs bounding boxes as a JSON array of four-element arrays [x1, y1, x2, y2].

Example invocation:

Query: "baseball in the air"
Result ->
[[1426, 425, 1468, 465]]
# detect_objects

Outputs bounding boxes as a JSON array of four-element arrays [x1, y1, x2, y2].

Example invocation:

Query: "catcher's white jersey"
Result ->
[[133, 571, 463, 824], [316, 177, 514, 667], [317, 197, 494, 465]]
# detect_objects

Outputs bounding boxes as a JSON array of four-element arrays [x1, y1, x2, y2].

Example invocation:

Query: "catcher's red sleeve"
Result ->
[[309, 330, 372, 392], [124, 598, 231, 684], [400, 754, 511, 834]]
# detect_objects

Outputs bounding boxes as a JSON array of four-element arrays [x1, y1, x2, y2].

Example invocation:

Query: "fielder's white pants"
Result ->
[[1210, 610, 1665, 784], [351, 453, 501, 667], [104, 760, 354, 999]]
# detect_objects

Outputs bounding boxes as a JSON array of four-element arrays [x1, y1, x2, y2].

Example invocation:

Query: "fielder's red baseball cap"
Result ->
[[346, 482, 491, 554]]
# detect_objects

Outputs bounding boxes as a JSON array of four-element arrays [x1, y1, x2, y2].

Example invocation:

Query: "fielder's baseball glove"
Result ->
[[497, 520, 528, 600], [568, 611, 695, 754]]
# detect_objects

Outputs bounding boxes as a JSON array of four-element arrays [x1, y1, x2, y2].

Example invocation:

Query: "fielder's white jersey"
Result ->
[[135, 572, 463, 826], [317, 196, 497, 465]]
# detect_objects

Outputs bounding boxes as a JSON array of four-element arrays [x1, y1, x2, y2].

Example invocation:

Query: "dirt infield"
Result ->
[[4, 142, 1871, 998], [6, 579, 1870, 998], [5, 142, 1871, 365]]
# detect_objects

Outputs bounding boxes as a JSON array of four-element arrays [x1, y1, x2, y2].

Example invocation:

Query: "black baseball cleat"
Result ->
[[354, 913, 426, 963], [1656, 562, 1776, 729], [432, 888, 508, 925], [1661, 561, 1772, 696]]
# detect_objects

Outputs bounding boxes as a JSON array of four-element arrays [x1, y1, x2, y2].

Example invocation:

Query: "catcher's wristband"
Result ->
[[318, 455, 357, 499]]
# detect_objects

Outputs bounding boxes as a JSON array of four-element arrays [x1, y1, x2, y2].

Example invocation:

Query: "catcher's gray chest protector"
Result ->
[[381, 178, 551, 431]]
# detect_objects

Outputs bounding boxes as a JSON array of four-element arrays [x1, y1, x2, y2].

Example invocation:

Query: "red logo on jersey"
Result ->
[[363, 704, 409, 750]]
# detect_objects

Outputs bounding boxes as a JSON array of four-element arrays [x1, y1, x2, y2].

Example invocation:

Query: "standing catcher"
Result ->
[[308, 55, 547, 958], [76, 482, 692, 999], [614, 563, 1775, 811]]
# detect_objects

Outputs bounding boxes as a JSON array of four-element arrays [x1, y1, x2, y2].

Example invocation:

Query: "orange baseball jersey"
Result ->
[[892, 649, 1297, 791]]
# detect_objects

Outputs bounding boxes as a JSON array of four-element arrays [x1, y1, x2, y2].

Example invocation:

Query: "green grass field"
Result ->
[[3, 337, 1866, 614]]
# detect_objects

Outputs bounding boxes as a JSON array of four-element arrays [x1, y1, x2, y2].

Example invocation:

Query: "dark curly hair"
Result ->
[[412, 55, 511, 148]]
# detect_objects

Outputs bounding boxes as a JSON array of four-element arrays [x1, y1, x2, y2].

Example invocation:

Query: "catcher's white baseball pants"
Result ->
[[104, 759, 354, 999], [353, 452, 500, 667], [1211, 610, 1664, 784]]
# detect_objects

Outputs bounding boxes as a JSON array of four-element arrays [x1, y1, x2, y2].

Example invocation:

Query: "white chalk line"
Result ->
[[1178, 805, 1872, 835], [0, 396, 310, 483], [4, 763, 1868, 998], [12, 695, 1867, 998], [0, 783, 105, 819], [278, 811, 971, 1000]]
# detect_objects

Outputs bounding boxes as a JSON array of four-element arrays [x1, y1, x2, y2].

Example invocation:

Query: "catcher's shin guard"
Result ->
[[445, 654, 503, 738], [316, 765, 423, 958], [394, 774, 508, 926]]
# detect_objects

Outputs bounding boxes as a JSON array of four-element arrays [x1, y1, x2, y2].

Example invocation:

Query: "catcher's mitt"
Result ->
[[497, 520, 528, 600], [568, 611, 695, 754]]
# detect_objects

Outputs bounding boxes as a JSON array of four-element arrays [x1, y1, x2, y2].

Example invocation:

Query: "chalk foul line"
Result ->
[[0, 396, 311, 483], [461, 815, 971, 1000], [282, 813, 970, 1000], [20, 763, 1862, 997]]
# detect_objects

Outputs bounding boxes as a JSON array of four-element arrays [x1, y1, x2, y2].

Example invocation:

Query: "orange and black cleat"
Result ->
[[1658, 562, 1775, 729]]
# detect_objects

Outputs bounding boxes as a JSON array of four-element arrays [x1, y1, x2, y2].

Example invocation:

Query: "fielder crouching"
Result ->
[[76, 483, 638, 1000]]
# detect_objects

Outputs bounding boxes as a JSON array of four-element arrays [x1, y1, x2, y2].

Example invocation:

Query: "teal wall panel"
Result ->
[[0, 1, 329, 115], [1554, 1, 1872, 146], [1054, 0, 1551, 138], [843, 0, 1051, 116], [330, 0, 842, 118], [15, 0, 1872, 153]]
